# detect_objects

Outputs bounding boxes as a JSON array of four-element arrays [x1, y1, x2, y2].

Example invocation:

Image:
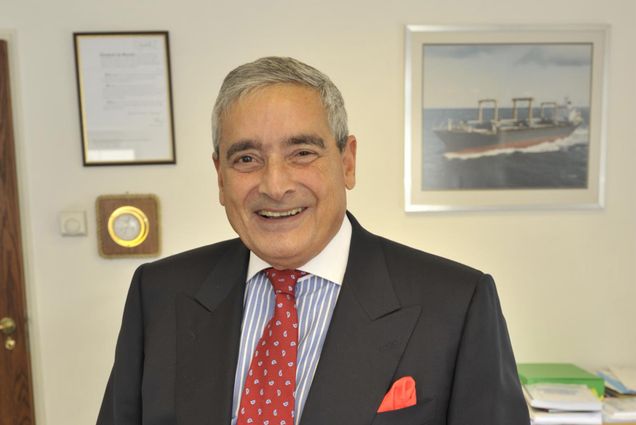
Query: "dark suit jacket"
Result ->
[[97, 214, 529, 425]]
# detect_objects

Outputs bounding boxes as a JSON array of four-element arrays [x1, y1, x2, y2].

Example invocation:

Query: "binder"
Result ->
[[517, 363, 605, 397]]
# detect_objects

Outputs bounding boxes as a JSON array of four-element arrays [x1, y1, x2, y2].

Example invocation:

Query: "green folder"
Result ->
[[517, 363, 605, 397]]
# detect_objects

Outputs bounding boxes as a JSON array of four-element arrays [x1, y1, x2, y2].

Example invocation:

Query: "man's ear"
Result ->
[[213, 152, 225, 206], [342, 135, 357, 190]]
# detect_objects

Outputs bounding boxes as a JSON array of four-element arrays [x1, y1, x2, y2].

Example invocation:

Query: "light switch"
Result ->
[[59, 211, 87, 236]]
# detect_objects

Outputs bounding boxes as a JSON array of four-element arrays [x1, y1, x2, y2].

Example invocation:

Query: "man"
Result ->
[[97, 57, 529, 425]]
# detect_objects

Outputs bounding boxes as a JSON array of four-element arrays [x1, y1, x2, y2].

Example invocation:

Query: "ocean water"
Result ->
[[422, 108, 590, 190]]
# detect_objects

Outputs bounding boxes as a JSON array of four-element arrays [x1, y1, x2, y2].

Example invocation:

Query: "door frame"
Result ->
[[0, 30, 39, 425]]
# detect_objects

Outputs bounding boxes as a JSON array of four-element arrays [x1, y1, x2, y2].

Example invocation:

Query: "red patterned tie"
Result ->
[[237, 268, 306, 425]]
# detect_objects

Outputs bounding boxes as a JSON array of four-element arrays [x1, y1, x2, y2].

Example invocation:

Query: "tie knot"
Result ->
[[265, 268, 306, 296]]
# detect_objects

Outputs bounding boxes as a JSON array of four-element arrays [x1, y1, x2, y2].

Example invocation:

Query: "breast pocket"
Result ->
[[370, 397, 437, 425]]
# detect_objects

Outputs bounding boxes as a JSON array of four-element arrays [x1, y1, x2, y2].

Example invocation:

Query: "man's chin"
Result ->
[[250, 241, 313, 270]]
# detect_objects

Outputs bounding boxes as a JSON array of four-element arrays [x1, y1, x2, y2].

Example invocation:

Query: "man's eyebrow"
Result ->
[[286, 134, 326, 149], [225, 140, 261, 160]]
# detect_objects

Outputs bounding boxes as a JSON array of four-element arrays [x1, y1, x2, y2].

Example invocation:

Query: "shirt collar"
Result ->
[[246, 214, 352, 286]]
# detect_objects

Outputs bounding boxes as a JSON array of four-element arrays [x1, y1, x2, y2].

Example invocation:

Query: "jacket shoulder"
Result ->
[[379, 235, 483, 280], [373, 235, 491, 306], [134, 238, 246, 294], [347, 212, 488, 296], [148, 238, 243, 268]]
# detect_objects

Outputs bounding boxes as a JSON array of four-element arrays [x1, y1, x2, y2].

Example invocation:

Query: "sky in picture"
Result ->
[[422, 44, 592, 109]]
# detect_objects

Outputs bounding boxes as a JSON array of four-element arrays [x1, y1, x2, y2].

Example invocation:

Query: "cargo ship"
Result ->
[[433, 97, 583, 153]]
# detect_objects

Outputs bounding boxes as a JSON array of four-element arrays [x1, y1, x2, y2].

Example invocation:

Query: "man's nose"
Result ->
[[259, 158, 294, 201]]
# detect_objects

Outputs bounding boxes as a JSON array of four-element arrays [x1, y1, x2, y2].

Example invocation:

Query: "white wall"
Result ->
[[1, 0, 635, 423]]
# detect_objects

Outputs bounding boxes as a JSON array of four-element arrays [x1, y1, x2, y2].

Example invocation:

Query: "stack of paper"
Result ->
[[524, 383, 603, 424], [518, 363, 605, 397], [597, 366, 636, 396], [604, 397, 636, 423]]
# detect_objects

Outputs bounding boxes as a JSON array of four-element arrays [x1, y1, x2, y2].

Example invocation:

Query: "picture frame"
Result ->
[[74, 31, 176, 166], [404, 25, 609, 212]]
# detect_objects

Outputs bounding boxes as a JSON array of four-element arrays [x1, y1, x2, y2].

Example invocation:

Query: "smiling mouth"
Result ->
[[257, 207, 305, 219]]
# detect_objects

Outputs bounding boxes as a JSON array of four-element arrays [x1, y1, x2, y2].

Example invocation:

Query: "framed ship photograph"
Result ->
[[404, 25, 609, 212], [74, 31, 176, 166]]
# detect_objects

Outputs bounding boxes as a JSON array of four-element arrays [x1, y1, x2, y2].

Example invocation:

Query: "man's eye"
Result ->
[[236, 155, 254, 163], [231, 154, 261, 172], [294, 150, 317, 160]]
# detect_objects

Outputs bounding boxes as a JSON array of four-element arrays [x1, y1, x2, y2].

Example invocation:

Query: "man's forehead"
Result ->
[[218, 84, 334, 149]]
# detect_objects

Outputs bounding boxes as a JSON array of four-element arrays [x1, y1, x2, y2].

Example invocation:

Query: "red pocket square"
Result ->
[[377, 376, 417, 413]]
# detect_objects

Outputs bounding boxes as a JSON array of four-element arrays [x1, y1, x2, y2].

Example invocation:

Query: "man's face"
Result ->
[[214, 84, 356, 270]]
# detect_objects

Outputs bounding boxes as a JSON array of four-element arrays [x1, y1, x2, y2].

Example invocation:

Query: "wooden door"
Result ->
[[0, 39, 36, 425]]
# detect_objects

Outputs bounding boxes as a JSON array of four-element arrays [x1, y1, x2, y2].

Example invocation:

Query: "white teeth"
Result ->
[[258, 208, 303, 218]]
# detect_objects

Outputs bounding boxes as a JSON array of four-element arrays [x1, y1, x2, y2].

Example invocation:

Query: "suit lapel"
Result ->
[[175, 240, 249, 425], [300, 215, 421, 425]]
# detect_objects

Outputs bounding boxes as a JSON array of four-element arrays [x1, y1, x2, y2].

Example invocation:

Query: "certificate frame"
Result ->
[[74, 31, 176, 166], [404, 25, 609, 212]]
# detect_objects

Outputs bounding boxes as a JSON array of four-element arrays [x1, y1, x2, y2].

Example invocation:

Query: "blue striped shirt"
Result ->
[[230, 217, 351, 425]]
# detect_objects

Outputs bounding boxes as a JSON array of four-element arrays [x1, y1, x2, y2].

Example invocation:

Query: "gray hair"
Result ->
[[212, 57, 349, 155]]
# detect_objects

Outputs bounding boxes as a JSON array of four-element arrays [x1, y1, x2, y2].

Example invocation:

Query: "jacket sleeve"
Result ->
[[447, 274, 530, 425], [97, 266, 145, 425]]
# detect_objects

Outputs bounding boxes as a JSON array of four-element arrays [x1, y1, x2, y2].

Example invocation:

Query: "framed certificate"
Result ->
[[74, 32, 176, 165]]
